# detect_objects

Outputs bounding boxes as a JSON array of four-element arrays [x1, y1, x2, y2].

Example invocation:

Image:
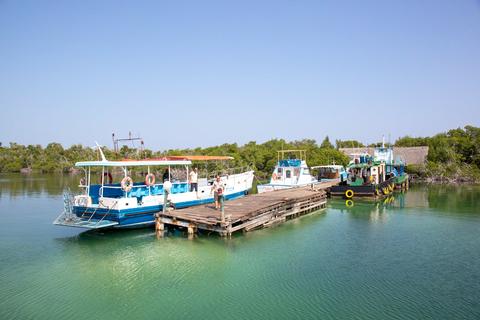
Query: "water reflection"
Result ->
[[426, 184, 480, 214], [0, 173, 80, 198], [328, 183, 480, 221], [329, 197, 393, 222], [327, 185, 434, 222]]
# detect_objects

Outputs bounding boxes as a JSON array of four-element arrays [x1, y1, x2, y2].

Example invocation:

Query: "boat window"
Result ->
[[303, 168, 310, 175], [277, 167, 283, 175], [286, 170, 291, 178], [294, 168, 300, 176]]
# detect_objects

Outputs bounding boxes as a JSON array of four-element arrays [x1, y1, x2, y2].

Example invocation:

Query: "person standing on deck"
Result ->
[[189, 167, 198, 193], [211, 175, 224, 210], [162, 168, 170, 182]]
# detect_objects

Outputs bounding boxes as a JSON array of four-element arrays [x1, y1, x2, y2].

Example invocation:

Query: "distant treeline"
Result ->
[[1, 125, 479, 182], [396, 125, 480, 183], [0, 137, 348, 179]]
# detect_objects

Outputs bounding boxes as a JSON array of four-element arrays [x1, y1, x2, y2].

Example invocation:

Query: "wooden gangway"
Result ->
[[155, 181, 338, 236]]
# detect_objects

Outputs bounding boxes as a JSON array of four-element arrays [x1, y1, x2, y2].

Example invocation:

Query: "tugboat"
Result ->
[[329, 152, 396, 199], [257, 150, 317, 193]]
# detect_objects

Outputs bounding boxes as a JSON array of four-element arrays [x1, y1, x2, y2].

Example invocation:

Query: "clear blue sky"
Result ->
[[1, 0, 479, 150]]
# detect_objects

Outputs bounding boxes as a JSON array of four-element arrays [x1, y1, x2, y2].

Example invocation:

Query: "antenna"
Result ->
[[95, 142, 107, 162], [112, 131, 145, 154]]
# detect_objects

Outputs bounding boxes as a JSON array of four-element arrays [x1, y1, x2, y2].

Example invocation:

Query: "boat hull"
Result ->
[[330, 178, 396, 198], [257, 182, 317, 194], [72, 189, 248, 228], [394, 174, 409, 189]]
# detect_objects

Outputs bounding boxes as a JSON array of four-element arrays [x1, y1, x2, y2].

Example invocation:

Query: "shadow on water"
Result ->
[[54, 224, 231, 250], [53, 207, 330, 254]]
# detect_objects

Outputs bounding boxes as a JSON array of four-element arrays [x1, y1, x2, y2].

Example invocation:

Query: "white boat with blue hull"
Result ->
[[257, 150, 318, 193], [54, 149, 254, 230]]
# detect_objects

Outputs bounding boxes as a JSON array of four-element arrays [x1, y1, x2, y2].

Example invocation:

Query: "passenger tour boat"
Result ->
[[54, 147, 254, 229]]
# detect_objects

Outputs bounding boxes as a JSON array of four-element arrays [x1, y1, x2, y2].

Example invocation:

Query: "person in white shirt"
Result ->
[[189, 167, 198, 192], [211, 175, 224, 210]]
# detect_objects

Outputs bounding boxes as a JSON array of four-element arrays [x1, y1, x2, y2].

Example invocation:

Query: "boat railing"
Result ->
[[58, 190, 76, 220], [205, 165, 253, 180], [98, 181, 190, 197]]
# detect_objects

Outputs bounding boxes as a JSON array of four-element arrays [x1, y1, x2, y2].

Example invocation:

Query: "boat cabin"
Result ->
[[269, 150, 316, 186], [311, 165, 347, 182], [345, 153, 387, 186], [347, 162, 386, 186], [374, 147, 407, 178], [257, 150, 317, 193], [75, 158, 192, 208]]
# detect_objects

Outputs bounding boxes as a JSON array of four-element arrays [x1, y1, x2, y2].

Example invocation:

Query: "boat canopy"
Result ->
[[75, 159, 192, 167], [279, 159, 302, 167], [348, 161, 381, 169], [167, 155, 234, 161]]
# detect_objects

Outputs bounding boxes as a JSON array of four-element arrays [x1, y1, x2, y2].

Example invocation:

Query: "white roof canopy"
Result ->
[[75, 159, 192, 167]]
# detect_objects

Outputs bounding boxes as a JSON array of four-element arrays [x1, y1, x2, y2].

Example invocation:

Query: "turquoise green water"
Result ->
[[1, 174, 479, 319]]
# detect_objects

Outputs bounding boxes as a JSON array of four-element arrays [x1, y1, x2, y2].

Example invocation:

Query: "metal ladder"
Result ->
[[53, 191, 119, 229]]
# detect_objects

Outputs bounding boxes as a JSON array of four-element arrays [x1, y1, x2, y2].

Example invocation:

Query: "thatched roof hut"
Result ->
[[339, 147, 429, 165]]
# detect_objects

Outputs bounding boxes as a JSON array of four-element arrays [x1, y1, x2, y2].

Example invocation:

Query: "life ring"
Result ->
[[272, 173, 278, 180], [145, 173, 156, 186], [121, 176, 134, 192], [101, 172, 113, 184], [345, 199, 354, 208], [345, 189, 354, 198]]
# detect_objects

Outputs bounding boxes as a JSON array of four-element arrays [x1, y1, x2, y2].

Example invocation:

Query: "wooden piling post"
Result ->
[[155, 213, 165, 238], [155, 220, 164, 232]]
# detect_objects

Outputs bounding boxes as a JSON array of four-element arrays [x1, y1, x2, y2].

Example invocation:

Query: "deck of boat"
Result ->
[[155, 180, 338, 236]]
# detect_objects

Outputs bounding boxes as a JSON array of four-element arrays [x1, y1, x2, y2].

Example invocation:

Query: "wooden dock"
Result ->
[[155, 181, 337, 237]]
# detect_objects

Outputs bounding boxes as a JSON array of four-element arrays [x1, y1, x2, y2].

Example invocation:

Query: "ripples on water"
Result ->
[[0, 174, 479, 319]]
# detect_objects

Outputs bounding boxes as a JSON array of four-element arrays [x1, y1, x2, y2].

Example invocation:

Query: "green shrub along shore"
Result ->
[[1, 125, 479, 183]]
